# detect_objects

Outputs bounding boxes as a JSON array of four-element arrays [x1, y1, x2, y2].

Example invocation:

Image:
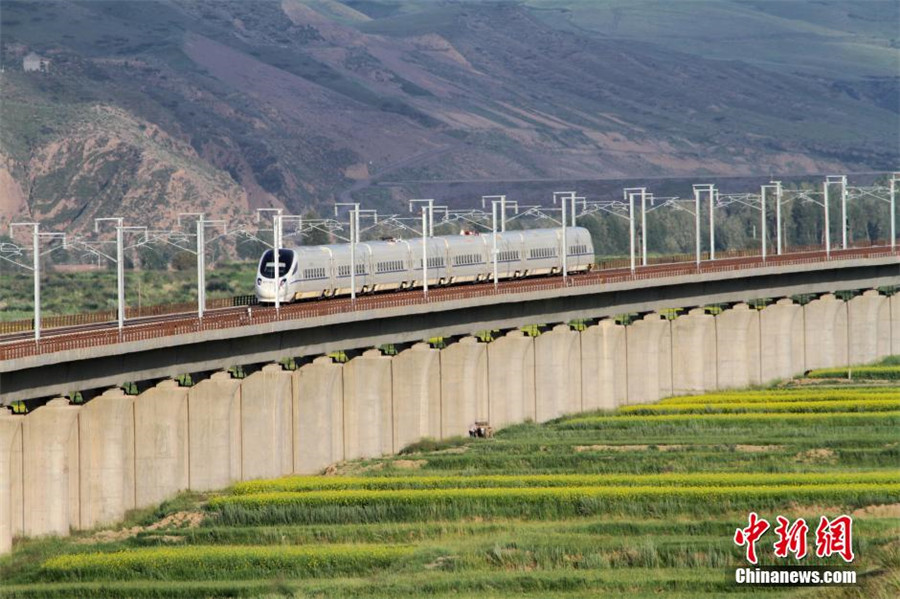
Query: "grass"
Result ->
[[2, 378, 899, 598], [39, 544, 414, 581]]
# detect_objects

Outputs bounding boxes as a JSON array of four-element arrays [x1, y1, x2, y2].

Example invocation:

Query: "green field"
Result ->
[[2, 379, 898, 598], [0, 262, 256, 322]]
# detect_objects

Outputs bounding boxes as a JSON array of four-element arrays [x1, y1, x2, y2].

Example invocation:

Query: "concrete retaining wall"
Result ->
[[626, 314, 672, 404], [0, 412, 23, 554], [241, 365, 292, 480], [535, 325, 582, 422], [293, 357, 344, 474], [715, 304, 759, 389], [672, 309, 717, 395], [344, 349, 393, 460], [440, 337, 487, 437], [488, 331, 535, 428], [392, 344, 441, 452], [23, 399, 80, 537], [189, 373, 242, 491], [79, 389, 135, 529], [2, 289, 898, 552], [581, 320, 627, 411], [134, 381, 188, 509], [804, 294, 847, 371]]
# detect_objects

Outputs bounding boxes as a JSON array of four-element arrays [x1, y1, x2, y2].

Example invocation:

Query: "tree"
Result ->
[[170, 251, 195, 271], [301, 209, 331, 246]]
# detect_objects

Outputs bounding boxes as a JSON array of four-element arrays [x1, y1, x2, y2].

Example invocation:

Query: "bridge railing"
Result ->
[[0, 246, 896, 362]]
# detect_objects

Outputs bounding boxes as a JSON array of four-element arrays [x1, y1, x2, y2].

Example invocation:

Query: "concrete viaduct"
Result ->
[[0, 250, 898, 553]]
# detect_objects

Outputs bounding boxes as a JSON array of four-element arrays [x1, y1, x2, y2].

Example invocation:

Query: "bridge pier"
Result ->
[[241, 365, 293, 480], [0, 412, 23, 554], [891, 294, 900, 357], [535, 324, 582, 421], [626, 314, 672, 405], [715, 303, 759, 389], [672, 308, 717, 395], [804, 294, 847, 371], [392, 344, 441, 452], [188, 373, 242, 491], [23, 399, 80, 537], [581, 319, 627, 411], [135, 381, 189, 509], [848, 290, 888, 364], [759, 299, 804, 383], [440, 337, 487, 438], [343, 350, 393, 459], [79, 389, 135, 529], [488, 330, 536, 428], [293, 357, 344, 474]]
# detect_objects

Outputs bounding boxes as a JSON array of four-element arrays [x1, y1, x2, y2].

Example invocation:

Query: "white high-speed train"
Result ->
[[255, 227, 594, 303]]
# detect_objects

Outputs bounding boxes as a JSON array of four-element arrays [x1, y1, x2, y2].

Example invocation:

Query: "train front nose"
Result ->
[[255, 277, 286, 302], [255, 248, 293, 303]]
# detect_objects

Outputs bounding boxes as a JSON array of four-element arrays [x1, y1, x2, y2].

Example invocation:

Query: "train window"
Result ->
[[303, 267, 326, 280], [260, 249, 293, 278], [568, 244, 587, 255]]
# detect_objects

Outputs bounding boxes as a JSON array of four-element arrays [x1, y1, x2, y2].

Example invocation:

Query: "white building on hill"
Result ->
[[23, 52, 50, 73]]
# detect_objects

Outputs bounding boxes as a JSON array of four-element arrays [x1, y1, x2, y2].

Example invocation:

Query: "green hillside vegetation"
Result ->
[[2, 374, 898, 598], [1, 1, 897, 236], [525, 0, 900, 80]]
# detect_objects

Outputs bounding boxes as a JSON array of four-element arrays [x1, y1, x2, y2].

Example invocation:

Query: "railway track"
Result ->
[[0, 245, 895, 362]]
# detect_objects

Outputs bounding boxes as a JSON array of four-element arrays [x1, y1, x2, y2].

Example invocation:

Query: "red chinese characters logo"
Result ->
[[734, 512, 770, 564], [815, 515, 855, 563], [734, 513, 854, 563], [773, 516, 809, 560]]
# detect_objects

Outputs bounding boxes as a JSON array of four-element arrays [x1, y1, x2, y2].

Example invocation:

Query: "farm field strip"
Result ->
[[559, 410, 900, 428], [0, 567, 807, 599], [809, 365, 900, 379], [657, 388, 900, 404], [618, 398, 900, 414], [208, 483, 900, 527], [230, 471, 900, 494], [39, 544, 413, 581], [134, 513, 900, 546]]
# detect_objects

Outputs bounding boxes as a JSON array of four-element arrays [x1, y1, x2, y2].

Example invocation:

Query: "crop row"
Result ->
[[214, 483, 900, 510], [208, 483, 900, 525], [618, 398, 900, 415], [40, 544, 413, 582], [230, 471, 899, 495], [808, 366, 900, 380], [659, 388, 899, 405], [558, 410, 900, 428]]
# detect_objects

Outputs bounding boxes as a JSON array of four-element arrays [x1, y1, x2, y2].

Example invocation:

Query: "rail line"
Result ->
[[1, 245, 896, 362]]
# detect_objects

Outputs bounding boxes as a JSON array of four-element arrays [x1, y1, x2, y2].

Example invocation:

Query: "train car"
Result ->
[[255, 227, 593, 303]]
